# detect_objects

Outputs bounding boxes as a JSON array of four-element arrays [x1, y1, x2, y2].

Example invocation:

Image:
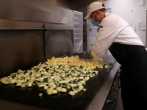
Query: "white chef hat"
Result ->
[[84, 1, 104, 19]]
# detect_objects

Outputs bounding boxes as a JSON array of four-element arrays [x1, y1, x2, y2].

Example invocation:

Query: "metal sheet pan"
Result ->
[[0, 54, 116, 110]]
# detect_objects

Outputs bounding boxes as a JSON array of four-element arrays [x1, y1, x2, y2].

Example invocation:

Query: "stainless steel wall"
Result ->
[[0, 20, 74, 78], [0, 30, 44, 78], [45, 30, 74, 59]]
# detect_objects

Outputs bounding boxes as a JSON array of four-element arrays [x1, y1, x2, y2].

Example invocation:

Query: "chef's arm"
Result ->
[[90, 20, 118, 58], [88, 50, 94, 58]]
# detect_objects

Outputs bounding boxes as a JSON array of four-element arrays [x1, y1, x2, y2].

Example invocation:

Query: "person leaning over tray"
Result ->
[[85, 1, 147, 110]]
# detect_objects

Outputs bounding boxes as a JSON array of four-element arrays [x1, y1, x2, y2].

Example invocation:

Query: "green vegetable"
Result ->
[[66, 74, 71, 77], [71, 70, 75, 73], [59, 65, 62, 68], [30, 72, 32, 75], [77, 74, 81, 77], [62, 83, 67, 87], [73, 80, 78, 84], [80, 66, 83, 69], [73, 86, 79, 90], [43, 78, 48, 83], [65, 71, 68, 74], [45, 63, 48, 65], [33, 81, 38, 85], [40, 82, 43, 84], [35, 68, 39, 72], [86, 72, 91, 75]]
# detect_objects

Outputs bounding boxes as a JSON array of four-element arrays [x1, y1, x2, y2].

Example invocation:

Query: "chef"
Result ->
[[85, 1, 147, 110]]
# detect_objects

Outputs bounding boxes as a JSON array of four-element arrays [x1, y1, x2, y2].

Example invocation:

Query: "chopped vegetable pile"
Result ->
[[0, 56, 109, 96]]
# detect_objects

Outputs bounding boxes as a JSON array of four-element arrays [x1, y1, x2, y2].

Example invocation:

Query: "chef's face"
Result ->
[[90, 11, 100, 23], [90, 10, 102, 23]]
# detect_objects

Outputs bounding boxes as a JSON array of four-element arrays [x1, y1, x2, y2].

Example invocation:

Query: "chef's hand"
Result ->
[[88, 50, 94, 58]]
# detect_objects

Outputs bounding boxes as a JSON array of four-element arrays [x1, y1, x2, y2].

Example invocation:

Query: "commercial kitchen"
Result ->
[[0, 0, 146, 110]]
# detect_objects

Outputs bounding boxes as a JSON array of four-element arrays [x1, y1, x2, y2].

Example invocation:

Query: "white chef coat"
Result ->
[[91, 13, 144, 58]]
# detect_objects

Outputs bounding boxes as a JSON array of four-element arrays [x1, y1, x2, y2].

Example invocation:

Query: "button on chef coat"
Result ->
[[91, 13, 144, 58]]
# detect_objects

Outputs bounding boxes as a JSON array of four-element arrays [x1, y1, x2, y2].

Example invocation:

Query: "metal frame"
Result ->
[[73, 10, 83, 53], [146, 10, 147, 47], [87, 61, 120, 110], [0, 19, 43, 30]]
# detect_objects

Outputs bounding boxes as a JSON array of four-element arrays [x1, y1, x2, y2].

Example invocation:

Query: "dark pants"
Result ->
[[120, 47, 147, 110], [109, 43, 147, 110]]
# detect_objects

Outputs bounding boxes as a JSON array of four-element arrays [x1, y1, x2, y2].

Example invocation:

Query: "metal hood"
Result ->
[[0, 0, 72, 24], [0, 0, 106, 25]]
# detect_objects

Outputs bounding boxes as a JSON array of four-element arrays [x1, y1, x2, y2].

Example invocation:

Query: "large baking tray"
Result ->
[[0, 54, 116, 110]]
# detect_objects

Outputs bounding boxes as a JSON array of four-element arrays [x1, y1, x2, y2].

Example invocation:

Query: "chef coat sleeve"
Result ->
[[91, 20, 118, 58]]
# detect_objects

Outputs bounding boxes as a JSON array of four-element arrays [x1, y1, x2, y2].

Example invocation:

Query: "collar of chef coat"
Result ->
[[99, 13, 110, 27], [99, 13, 109, 29]]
